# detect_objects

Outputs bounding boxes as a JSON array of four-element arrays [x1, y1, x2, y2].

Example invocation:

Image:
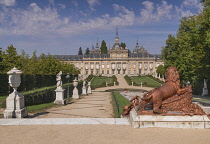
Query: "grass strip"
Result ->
[[112, 92, 130, 118], [26, 102, 56, 113]]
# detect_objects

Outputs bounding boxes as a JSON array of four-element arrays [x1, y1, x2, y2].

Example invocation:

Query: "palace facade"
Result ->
[[55, 29, 164, 79]]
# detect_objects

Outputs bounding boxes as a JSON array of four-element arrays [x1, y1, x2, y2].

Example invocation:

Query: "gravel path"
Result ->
[[32, 91, 113, 118]]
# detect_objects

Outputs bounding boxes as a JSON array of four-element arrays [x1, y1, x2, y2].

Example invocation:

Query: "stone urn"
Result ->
[[73, 78, 78, 87], [7, 67, 22, 93]]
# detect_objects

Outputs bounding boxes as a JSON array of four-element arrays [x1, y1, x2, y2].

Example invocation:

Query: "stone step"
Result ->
[[0, 118, 129, 125]]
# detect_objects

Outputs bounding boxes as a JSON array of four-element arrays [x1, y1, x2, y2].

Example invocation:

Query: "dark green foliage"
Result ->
[[86, 74, 94, 82], [0, 74, 75, 95], [156, 65, 166, 75], [100, 40, 107, 54], [124, 75, 132, 85], [1, 82, 83, 108], [78, 47, 83, 55], [162, 1, 210, 93], [0, 46, 79, 75], [120, 43, 126, 49], [85, 48, 90, 55]]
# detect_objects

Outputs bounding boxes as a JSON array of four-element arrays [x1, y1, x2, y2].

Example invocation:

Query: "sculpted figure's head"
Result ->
[[165, 66, 180, 83]]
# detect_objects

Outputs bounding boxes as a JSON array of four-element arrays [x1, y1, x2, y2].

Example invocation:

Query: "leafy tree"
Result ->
[[156, 65, 166, 76], [100, 40, 107, 54], [120, 42, 126, 49], [78, 47, 83, 55], [85, 48, 90, 55], [162, 0, 210, 88]]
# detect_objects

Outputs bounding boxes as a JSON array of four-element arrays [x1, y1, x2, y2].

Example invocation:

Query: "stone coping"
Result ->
[[130, 109, 210, 129], [0, 118, 129, 126]]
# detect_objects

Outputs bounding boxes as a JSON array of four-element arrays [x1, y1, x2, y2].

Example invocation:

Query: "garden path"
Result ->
[[32, 91, 113, 118]]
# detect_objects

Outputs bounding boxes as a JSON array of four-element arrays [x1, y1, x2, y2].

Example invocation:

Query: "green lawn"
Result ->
[[131, 76, 161, 87], [26, 102, 56, 113], [91, 76, 113, 87], [112, 92, 130, 118]]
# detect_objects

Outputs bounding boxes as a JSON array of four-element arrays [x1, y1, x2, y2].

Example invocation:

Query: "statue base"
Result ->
[[202, 88, 208, 96], [54, 88, 65, 105], [130, 109, 210, 129], [4, 91, 28, 118], [87, 86, 92, 94], [82, 87, 87, 95], [72, 87, 79, 99]]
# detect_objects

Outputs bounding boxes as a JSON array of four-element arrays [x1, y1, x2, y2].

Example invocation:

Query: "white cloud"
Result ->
[[58, 4, 66, 9], [138, 0, 203, 24], [0, 1, 204, 37], [0, 0, 15, 6], [87, 0, 100, 11]]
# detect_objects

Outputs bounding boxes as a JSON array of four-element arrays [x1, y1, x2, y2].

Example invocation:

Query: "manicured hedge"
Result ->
[[147, 75, 164, 84], [1, 82, 82, 108], [124, 75, 137, 85], [0, 74, 75, 96]]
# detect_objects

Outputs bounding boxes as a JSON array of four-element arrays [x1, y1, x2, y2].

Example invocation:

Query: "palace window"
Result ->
[[102, 70, 104, 74], [91, 70, 93, 74], [86, 71, 88, 74], [107, 70, 109, 74]]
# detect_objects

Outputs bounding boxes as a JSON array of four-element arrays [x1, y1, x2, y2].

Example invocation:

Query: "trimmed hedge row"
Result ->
[[1, 82, 82, 108], [147, 75, 164, 84], [124, 75, 137, 85], [0, 74, 75, 96], [86, 74, 94, 82]]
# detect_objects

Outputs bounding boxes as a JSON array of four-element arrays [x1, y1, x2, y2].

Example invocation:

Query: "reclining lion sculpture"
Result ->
[[123, 66, 206, 116]]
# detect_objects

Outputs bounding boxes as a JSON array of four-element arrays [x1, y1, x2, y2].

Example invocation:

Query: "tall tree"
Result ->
[[78, 47, 83, 55], [120, 42, 126, 49], [100, 40, 107, 54], [85, 48, 90, 55]]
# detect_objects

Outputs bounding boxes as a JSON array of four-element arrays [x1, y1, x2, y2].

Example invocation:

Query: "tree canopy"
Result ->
[[0, 45, 79, 75], [78, 47, 83, 55], [161, 0, 210, 90], [85, 48, 90, 55], [120, 43, 126, 49], [100, 40, 108, 54]]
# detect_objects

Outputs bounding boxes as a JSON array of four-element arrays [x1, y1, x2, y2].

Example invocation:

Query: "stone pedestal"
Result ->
[[87, 82, 92, 94], [72, 87, 79, 99], [54, 88, 65, 105], [202, 88, 208, 96], [4, 91, 28, 118], [82, 86, 87, 95]]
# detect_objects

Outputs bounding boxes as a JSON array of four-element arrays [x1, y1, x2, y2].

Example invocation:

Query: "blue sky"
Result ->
[[0, 0, 203, 56]]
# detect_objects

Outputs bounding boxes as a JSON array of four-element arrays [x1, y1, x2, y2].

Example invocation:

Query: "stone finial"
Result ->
[[7, 67, 22, 93]]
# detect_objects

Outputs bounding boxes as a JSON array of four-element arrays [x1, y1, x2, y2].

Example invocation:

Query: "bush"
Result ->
[[86, 74, 94, 82], [0, 74, 75, 96], [124, 75, 132, 85]]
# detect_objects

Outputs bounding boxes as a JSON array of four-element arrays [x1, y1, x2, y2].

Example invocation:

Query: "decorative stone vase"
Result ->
[[87, 81, 92, 94], [7, 67, 22, 92], [4, 67, 28, 118], [72, 78, 79, 99]]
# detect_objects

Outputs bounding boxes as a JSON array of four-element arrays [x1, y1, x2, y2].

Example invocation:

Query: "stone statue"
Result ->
[[123, 66, 206, 116], [56, 71, 62, 89], [202, 79, 208, 96], [204, 79, 208, 89], [83, 80, 86, 87]]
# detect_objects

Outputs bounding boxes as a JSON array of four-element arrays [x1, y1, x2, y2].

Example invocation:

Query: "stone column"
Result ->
[[82, 80, 87, 95], [54, 71, 65, 105], [72, 78, 79, 99], [4, 67, 28, 118], [87, 82, 92, 94]]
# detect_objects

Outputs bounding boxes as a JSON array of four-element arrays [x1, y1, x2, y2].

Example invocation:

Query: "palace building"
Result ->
[[55, 29, 164, 79]]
